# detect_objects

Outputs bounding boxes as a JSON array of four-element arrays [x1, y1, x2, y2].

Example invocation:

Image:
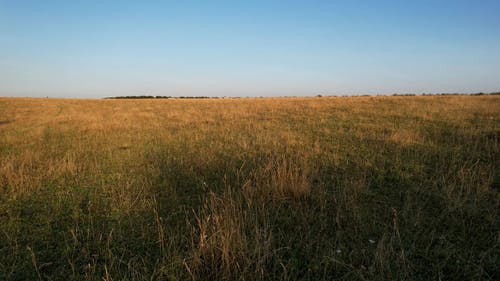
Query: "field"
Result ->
[[0, 95, 499, 280]]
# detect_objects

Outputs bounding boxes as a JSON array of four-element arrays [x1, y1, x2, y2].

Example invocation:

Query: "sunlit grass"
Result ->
[[0, 95, 498, 280]]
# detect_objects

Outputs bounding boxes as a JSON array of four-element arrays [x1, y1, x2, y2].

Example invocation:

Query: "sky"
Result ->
[[1, 0, 499, 98]]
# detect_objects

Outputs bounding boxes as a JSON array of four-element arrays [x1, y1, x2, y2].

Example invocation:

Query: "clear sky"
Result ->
[[1, 0, 499, 98]]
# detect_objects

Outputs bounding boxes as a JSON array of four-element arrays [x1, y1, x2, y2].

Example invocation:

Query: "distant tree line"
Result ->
[[392, 92, 500, 97], [104, 96, 215, 99], [104, 92, 500, 99]]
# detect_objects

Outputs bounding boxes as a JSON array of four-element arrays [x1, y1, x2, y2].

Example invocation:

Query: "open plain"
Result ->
[[0, 95, 499, 280]]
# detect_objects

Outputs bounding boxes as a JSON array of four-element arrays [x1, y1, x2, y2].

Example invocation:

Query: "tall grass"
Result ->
[[0, 96, 498, 280]]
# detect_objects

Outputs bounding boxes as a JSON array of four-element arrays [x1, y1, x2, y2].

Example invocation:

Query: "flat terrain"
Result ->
[[0, 96, 499, 280]]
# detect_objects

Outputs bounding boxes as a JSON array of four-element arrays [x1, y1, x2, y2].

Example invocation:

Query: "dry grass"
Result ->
[[0, 95, 499, 280]]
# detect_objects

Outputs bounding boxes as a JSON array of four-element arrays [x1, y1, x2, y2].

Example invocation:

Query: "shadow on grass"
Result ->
[[1, 126, 498, 280]]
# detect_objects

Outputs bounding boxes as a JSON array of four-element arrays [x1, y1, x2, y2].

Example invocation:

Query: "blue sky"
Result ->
[[1, 0, 499, 98]]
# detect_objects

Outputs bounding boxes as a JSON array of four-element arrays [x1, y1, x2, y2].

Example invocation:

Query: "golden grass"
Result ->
[[0, 95, 498, 280]]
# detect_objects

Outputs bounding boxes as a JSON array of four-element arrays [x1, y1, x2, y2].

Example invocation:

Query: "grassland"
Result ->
[[0, 95, 498, 280]]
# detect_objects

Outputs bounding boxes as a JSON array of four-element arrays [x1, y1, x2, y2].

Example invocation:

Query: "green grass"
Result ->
[[0, 95, 499, 280]]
